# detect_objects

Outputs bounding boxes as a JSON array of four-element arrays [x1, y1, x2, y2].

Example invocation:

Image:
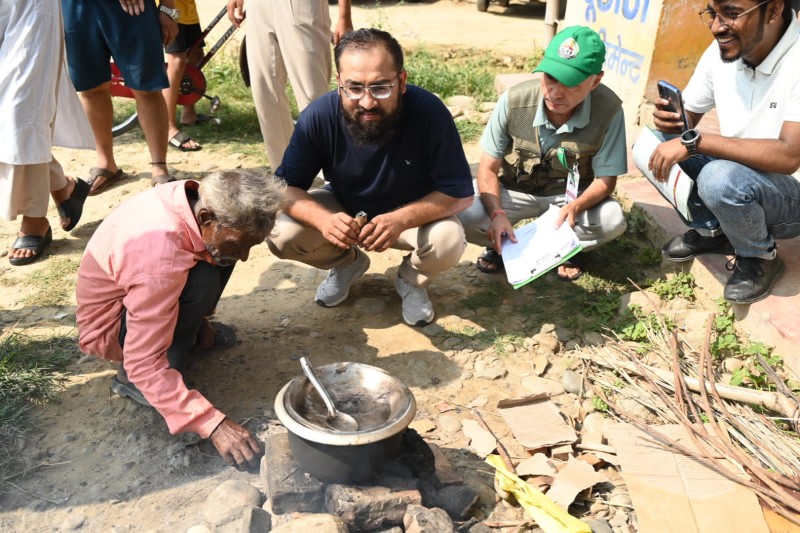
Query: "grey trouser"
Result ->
[[267, 189, 467, 287], [458, 179, 627, 252]]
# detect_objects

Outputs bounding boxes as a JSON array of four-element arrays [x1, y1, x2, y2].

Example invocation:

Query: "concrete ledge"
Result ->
[[617, 177, 800, 375]]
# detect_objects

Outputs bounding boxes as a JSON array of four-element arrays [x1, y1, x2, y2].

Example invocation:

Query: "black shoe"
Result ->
[[662, 229, 735, 261], [111, 377, 152, 407], [723, 255, 785, 304]]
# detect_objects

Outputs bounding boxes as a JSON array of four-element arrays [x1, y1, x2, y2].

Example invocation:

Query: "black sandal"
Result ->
[[57, 178, 90, 232], [557, 254, 584, 281], [476, 247, 504, 274]]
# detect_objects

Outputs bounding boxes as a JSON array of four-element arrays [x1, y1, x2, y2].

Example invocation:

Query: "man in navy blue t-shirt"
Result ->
[[267, 28, 473, 327]]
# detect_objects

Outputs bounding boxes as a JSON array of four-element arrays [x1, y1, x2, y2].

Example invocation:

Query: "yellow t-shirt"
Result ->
[[161, 0, 199, 25]]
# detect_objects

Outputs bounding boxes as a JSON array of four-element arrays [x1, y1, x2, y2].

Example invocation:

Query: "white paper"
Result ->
[[632, 126, 695, 222], [501, 205, 582, 288]]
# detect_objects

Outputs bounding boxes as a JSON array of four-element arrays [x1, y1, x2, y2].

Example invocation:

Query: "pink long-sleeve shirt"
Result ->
[[76, 181, 225, 438]]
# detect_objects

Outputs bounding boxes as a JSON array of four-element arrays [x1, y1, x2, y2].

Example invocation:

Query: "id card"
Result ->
[[557, 148, 580, 204]]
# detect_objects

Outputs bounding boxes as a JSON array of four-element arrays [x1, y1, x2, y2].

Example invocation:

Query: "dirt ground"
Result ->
[[0, 2, 622, 532]]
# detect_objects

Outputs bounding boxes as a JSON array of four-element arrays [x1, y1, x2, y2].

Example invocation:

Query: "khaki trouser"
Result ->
[[267, 190, 468, 287], [0, 159, 67, 221], [245, 0, 333, 169], [458, 179, 627, 252]]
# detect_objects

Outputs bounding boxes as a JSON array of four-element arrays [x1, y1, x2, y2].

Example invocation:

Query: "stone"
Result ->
[[60, 513, 87, 530], [608, 509, 628, 528], [681, 310, 715, 349], [562, 370, 583, 395], [403, 504, 455, 533], [203, 480, 262, 526], [478, 101, 496, 113], [469, 525, 493, 533], [424, 484, 480, 520], [474, 358, 508, 380], [724, 357, 746, 373], [520, 375, 565, 396], [586, 518, 614, 533], [269, 514, 348, 533], [444, 95, 476, 110], [421, 324, 443, 336], [325, 483, 422, 531], [218, 508, 272, 533], [187, 527, 214, 533], [531, 333, 560, 354], [436, 414, 462, 435], [554, 326, 575, 342], [581, 413, 606, 436], [609, 493, 633, 508], [261, 433, 324, 514], [374, 528, 403, 533], [618, 398, 650, 419], [582, 332, 606, 346], [617, 291, 662, 315]]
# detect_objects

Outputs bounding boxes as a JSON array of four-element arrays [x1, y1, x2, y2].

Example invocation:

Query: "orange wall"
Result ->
[[646, 0, 713, 100]]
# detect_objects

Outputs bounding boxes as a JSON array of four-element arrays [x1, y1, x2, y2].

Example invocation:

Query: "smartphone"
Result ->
[[657, 80, 689, 131]]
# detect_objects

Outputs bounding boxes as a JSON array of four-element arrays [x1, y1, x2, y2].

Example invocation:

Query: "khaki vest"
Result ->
[[501, 79, 622, 197]]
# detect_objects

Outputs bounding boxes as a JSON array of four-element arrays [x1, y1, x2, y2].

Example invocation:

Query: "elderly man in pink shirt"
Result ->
[[76, 170, 285, 468]]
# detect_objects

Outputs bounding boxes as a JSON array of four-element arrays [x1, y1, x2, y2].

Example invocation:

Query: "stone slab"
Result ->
[[261, 433, 325, 515]]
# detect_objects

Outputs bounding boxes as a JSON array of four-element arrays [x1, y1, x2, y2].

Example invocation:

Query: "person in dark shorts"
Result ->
[[61, 0, 178, 191], [164, 0, 206, 152]]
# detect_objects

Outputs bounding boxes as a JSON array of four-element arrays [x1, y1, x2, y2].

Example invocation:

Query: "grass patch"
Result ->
[[20, 257, 80, 307], [0, 330, 76, 477]]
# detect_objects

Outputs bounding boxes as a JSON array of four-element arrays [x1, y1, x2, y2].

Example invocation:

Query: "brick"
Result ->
[[325, 482, 422, 531], [261, 433, 324, 514]]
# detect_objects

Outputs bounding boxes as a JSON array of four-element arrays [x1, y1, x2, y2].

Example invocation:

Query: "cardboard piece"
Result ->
[[497, 397, 577, 450], [462, 419, 497, 458], [517, 453, 558, 477], [546, 456, 605, 510], [606, 423, 770, 533]]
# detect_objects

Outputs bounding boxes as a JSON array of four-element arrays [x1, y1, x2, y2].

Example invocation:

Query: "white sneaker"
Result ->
[[394, 275, 434, 326], [315, 249, 370, 307]]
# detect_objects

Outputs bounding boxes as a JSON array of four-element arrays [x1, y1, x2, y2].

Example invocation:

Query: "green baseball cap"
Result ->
[[534, 26, 606, 87]]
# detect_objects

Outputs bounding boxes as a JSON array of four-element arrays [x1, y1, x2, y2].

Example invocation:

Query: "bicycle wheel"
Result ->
[[110, 63, 139, 137]]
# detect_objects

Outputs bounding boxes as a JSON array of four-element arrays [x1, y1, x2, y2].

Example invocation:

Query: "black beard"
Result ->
[[340, 98, 402, 146]]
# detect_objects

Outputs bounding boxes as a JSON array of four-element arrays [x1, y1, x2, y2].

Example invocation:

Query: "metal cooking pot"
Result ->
[[274, 362, 416, 483]]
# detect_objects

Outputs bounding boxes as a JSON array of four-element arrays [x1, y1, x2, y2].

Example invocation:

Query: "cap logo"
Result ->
[[558, 38, 580, 60]]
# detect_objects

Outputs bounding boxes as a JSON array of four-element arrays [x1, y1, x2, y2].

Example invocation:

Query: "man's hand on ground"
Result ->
[[210, 419, 262, 469], [118, 0, 145, 15], [320, 212, 362, 249], [358, 214, 404, 252], [226, 0, 246, 27]]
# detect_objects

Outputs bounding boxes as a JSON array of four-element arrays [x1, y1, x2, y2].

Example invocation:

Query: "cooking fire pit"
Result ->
[[274, 362, 416, 483]]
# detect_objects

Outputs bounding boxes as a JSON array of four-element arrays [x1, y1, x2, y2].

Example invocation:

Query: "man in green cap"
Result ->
[[458, 25, 627, 281]]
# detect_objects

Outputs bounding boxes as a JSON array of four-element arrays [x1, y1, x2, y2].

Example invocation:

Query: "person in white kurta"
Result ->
[[0, 0, 94, 265]]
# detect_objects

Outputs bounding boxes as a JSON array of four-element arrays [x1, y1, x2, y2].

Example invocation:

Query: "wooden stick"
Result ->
[[473, 410, 516, 474]]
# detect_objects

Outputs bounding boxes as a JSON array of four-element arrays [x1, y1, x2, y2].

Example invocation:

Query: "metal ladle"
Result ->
[[299, 357, 359, 432]]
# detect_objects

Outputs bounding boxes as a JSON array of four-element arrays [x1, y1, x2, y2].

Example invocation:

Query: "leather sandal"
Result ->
[[57, 178, 90, 232], [87, 167, 125, 196], [9, 227, 53, 266], [476, 247, 504, 274]]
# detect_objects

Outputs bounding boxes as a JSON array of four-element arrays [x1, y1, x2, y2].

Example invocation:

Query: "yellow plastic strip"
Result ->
[[486, 454, 592, 533]]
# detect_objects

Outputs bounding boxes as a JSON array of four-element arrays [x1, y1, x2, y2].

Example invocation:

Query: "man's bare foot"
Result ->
[[9, 216, 50, 262], [179, 105, 198, 126], [151, 163, 174, 186]]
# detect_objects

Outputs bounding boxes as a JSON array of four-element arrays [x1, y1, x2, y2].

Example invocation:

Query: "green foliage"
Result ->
[[405, 47, 498, 102], [730, 355, 782, 390], [21, 258, 80, 307], [456, 120, 485, 143], [0, 331, 75, 476], [592, 396, 609, 413], [710, 300, 740, 359], [649, 272, 696, 301]]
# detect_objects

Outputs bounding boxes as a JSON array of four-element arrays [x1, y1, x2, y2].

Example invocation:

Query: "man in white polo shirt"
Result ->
[[649, 0, 800, 304]]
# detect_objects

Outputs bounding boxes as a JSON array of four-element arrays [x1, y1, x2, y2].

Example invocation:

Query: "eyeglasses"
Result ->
[[698, 0, 773, 28], [338, 81, 397, 100]]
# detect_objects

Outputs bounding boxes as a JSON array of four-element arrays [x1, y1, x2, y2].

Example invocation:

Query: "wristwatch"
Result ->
[[681, 128, 701, 156], [159, 4, 180, 21]]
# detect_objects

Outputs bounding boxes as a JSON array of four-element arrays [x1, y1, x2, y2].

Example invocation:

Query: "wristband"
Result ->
[[490, 209, 507, 221]]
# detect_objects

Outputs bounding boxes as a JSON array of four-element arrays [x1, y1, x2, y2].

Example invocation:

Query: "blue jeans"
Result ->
[[679, 156, 800, 257]]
